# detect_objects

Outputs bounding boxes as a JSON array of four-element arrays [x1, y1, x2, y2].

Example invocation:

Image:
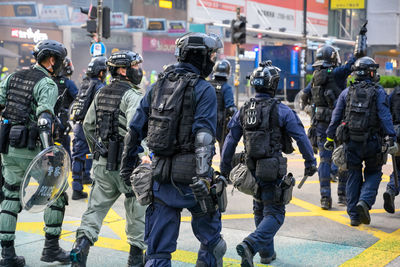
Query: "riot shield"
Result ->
[[20, 145, 70, 213]]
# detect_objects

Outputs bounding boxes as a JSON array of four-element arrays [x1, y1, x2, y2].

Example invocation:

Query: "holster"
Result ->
[[27, 124, 39, 150], [9, 125, 28, 148], [0, 121, 11, 153], [106, 139, 119, 171], [210, 175, 228, 213], [273, 173, 295, 205], [151, 156, 171, 184]]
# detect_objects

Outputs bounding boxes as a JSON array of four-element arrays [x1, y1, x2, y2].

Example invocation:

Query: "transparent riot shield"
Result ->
[[20, 145, 70, 213]]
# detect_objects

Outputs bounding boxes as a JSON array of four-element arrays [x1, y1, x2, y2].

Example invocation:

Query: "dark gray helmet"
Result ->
[[250, 60, 281, 96], [86, 56, 107, 78], [33, 40, 67, 74], [212, 59, 231, 79], [352, 56, 379, 81], [313, 45, 340, 68], [60, 57, 74, 76], [175, 32, 223, 77], [107, 50, 143, 84]]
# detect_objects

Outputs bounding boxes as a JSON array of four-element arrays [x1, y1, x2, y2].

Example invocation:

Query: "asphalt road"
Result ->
[[13, 110, 400, 267]]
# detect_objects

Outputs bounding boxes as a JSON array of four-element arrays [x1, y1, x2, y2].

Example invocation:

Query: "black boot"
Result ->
[[40, 234, 70, 263], [0, 241, 25, 267], [236, 241, 254, 267], [70, 236, 91, 267], [259, 251, 276, 264], [338, 195, 347, 206], [321, 197, 332, 210], [82, 176, 93, 185], [383, 188, 396, 214], [72, 190, 88, 200], [356, 200, 371, 225], [127, 245, 144, 267]]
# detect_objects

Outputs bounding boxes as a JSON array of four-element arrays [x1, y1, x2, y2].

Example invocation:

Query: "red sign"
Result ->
[[143, 37, 176, 53], [196, 0, 244, 13]]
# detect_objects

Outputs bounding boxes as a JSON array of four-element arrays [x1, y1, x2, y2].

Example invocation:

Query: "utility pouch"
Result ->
[[27, 125, 39, 150], [230, 163, 258, 196], [171, 153, 196, 184], [315, 107, 331, 123], [9, 125, 28, 148], [106, 139, 119, 171], [147, 115, 176, 156], [245, 130, 270, 159], [335, 123, 349, 144], [255, 157, 279, 182], [278, 156, 287, 177], [151, 156, 171, 184], [130, 163, 153, 206], [0, 121, 11, 153]]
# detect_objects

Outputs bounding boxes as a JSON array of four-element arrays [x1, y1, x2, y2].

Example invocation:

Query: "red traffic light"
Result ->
[[293, 46, 300, 51]]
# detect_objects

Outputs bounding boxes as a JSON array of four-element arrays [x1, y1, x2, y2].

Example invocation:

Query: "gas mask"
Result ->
[[126, 67, 143, 85]]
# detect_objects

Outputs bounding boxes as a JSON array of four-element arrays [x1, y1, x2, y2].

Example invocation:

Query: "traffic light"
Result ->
[[80, 5, 111, 39], [102, 6, 111, 39], [231, 16, 246, 45]]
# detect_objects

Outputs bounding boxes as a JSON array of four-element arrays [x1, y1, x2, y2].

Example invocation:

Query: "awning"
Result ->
[[0, 46, 21, 58]]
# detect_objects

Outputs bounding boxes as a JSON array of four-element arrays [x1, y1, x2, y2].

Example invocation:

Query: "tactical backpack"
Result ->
[[147, 70, 200, 157], [311, 68, 341, 124], [210, 79, 226, 126], [344, 81, 379, 142], [72, 78, 100, 122]]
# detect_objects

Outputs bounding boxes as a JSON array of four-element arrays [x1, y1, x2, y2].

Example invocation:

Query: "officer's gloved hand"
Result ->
[[304, 165, 317, 177], [190, 177, 210, 200], [324, 137, 335, 151], [227, 106, 238, 117]]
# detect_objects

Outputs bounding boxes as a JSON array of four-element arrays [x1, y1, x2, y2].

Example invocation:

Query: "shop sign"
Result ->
[[147, 18, 166, 32], [331, 0, 365, 9], [168, 20, 186, 33], [143, 37, 175, 53], [39, 5, 69, 22], [127, 16, 146, 31], [0, 2, 37, 18], [11, 28, 48, 43], [111, 12, 125, 28]]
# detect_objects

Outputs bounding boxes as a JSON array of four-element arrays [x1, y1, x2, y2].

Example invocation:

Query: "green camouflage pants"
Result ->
[[76, 164, 147, 249], [0, 152, 67, 241]]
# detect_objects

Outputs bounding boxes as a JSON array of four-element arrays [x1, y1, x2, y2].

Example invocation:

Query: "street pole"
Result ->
[[234, 7, 240, 107], [301, 0, 307, 90], [97, 0, 103, 42]]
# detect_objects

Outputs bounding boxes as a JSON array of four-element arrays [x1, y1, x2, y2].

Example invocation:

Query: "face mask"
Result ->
[[202, 57, 215, 78], [126, 67, 143, 85]]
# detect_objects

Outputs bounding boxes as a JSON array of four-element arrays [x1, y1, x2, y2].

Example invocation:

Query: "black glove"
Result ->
[[227, 106, 238, 117], [324, 137, 335, 151], [120, 129, 139, 186], [304, 165, 317, 177], [190, 178, 210, 200]]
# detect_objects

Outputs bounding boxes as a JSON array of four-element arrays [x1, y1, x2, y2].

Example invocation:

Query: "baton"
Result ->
[[392, 154, 399, 189], [297, 175, 308, 189]]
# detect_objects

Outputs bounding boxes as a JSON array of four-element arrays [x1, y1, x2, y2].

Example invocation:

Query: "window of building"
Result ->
[[144, 0, 157, 5], [173, 0, 186, 10]]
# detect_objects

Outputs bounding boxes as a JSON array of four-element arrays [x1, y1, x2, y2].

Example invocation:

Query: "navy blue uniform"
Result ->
[[303, 57, 356, 199], [326, 83, 395, 220], [220, 93, 316, 258], [216, 81, 235, 144], [71, 78, 104, 191], [128, 63, 222, 267]]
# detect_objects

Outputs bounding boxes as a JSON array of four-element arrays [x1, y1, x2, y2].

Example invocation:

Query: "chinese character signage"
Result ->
[[331, 0, 365, 9]]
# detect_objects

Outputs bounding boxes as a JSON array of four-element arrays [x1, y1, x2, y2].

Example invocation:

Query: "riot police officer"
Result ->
[[221, 60, 317, 266], [325, 57, 397, 226], [70, 51, 148, 267], [0, 40, 70, 266], [382, 85, 400, 213], [120, 32, 226, 267], [53, 57, 78, 158], [301, 45, 356, 209], [70, 56, 107, 200], [209, 59, 237, 152]]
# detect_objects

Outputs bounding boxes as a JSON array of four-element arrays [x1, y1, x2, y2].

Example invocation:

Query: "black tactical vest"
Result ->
[[147, 70, 199, 157], [210, 79, 226, 118], [54, 76, 75, 113], [73, 78, 101, 122], [95, 80, 131, 143], [311, 68, 341, 124], [391, 86, 400, 124], [3, 68, 47, 125], [240, 98, 282, 159], [344, 81, 379, 142]]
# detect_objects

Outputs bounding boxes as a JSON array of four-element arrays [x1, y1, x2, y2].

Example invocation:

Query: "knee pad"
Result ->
[[199, 238, 226, 267]]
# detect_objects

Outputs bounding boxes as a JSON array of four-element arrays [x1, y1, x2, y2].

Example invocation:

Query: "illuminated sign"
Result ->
[[331, 0, 365, 9], [159, 0, 172, 9], [168, 20, 186, 33], [147, 18, 166, 32], [11, 28, 48, 43]]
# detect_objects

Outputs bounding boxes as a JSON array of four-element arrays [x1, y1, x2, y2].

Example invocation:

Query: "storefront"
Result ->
[[0, 25, 62, 72], [142, 35, 177, 75]]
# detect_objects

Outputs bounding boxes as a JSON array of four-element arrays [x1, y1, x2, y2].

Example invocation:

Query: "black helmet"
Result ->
[[250, 60, 281, 96], [33, 40, 67, 74], [313, 45, 340, 68], [107, 50, 143, 85], [87, 56, 107, 78], [175, 32, 223, 77], [352, 56, 379, 81], [212, 59, 231, 79], [60, 57, 74, 76]]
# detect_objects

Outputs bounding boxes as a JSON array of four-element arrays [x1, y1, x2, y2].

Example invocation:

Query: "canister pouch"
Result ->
[[255, 157, 278, 182], [171, 153, 196, 184], [278, 156, 287, 177], [27, 125, 39, 150], [9, 125, 28, 148], [151, 156, 171, 184]]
